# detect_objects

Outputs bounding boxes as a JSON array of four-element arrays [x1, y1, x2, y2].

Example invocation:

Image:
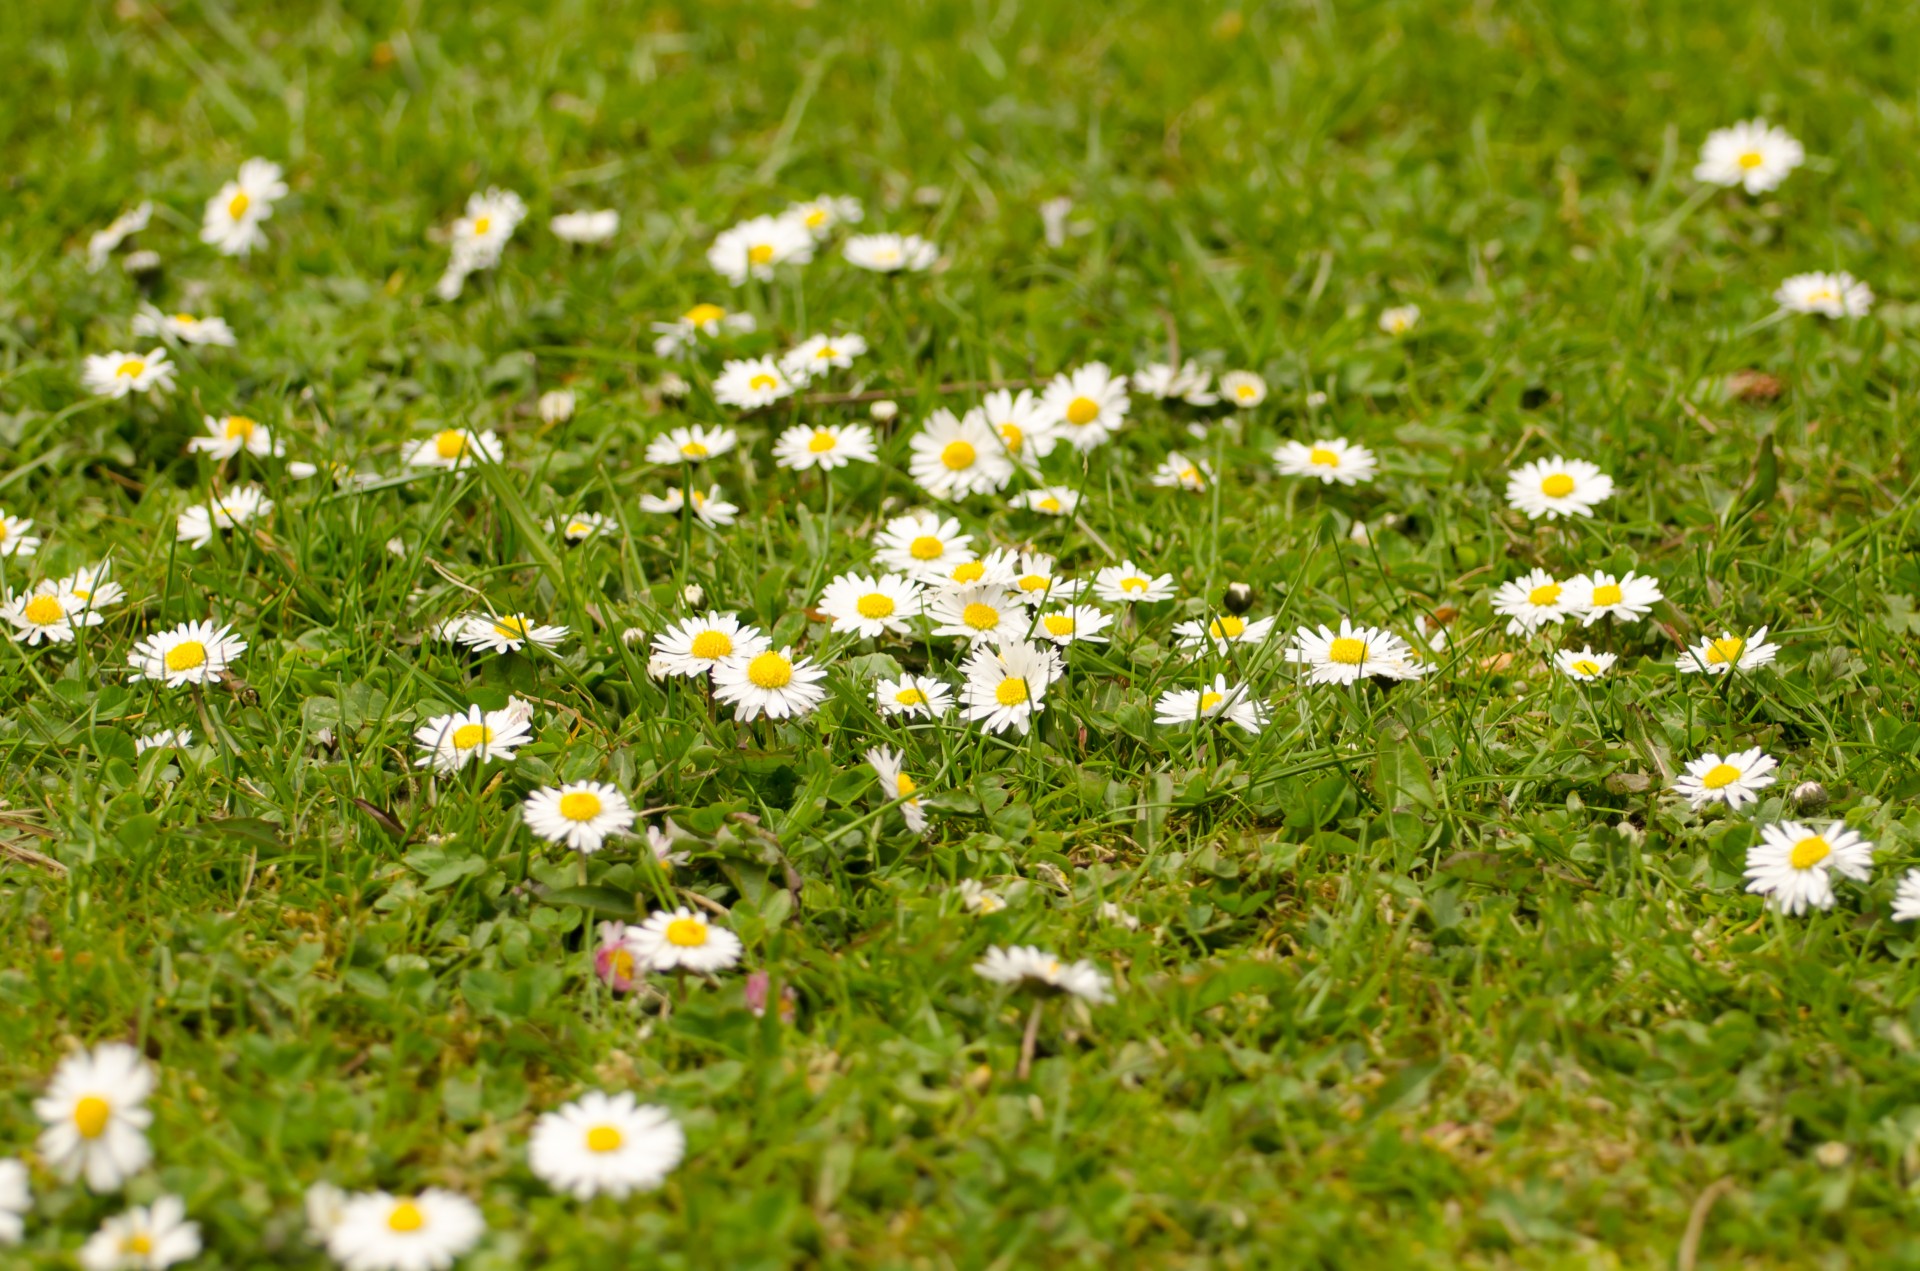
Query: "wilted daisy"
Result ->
[[1379, 304, 1421, 336], [176, 485, 274, 548], [522, 782, 635, 855], [1274, 438, 1377, 486], [530, 1093, 684, 1200], [626, 907, 743, 974], [407, 427, 502, 470], [780, 332, 868, 382], [0, 510, 40, 559], [1554, 647, 1617, 681], [1009, 552, 1073, 607], [0, 1158, 25, 1245], [977, 389, 1056, 465], [843, 231, 937, 272], [929, 585, 1023, 644], [132, 306, 236, 347], [1565, 570, 1662, 625], [910, 408, 1013, 499], [1092, 561, 1175, 604], [709, 213, 814, 285], [1283, 619, 1425, 684], [1507, 455, 1613, 520], [1132, 360, 1217, 406], [1775, 271, 1873, 319], [713, 646, 829, 721], [645, 424, 738, 465], [1694, 119, 1804, 194], [1039, 362, 1130, 451], [1155, 674, 1268, 733], [326, 1190, 484, 1271], [201, 157, 287, 256], [974, 946, 1112, 1004], [1174, 613, 1278, 655], [865, 746, 927, 834], [457, 613, 569, 656], [34, 1043, 154, 1192], [88, 202, 152, 271], [1009, 486, 1081, 517], [1490, 569, 1572, 635], [555, 512, 612, 544], [1744, 821, 1873, 915], [875, 674, 953, 718], [650, 302, 757, 357], [3, 588, 78, 645], [872, 512, 973, 576], [772, 422, 878, 471], [652, 612, 769, 678], [1034, 605, 1113, 648], [82, 349, 174, 400], [413, 702, 535, 774], [960, 638, 1061, 735], [787, 194, 863, 237], [1674, 747, 1778, 811], [1678, 626, 1781, 675], [1218, 371, 1267, 408], [712, 357, 796, 410], [189, 413, 280, 461], [638, 485, 739, 527], [79, 1196, 201, 1271], [128, 619, 247, 688], [550, 208, 618, 243], [1151, 451, 1213, 492], [135, 728, 194, 755], [818, 572, 923, 638]]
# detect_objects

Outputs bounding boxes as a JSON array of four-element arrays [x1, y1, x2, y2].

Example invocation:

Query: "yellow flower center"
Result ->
[[1120, 577, 1147, 593], [1064, 396, 1100, 426], [434, 430, 467, 459], [1208, 616, 1247, 640], [680, 441, 710, 458], [690, 491, 707, 507], [1042, 614, 1076, 637], [451, 723, 493, 750], [940, 440, 977, 470], [567, 521, 591, 537], [1017, 574, 1048, 593], [896, 772, 917, 797], [894, 687, 925, 706], [224, 415, 257, 439], [1700, 763, 1742, 790], [1036, 496, 1060, 512], [227, 190, 251, 219], [1737, 151, 1765, 170], [1237, 384, 1258, 400], [1328, 637, 1367, 665], [689, 630, 732, 660], [747, 243, 775, 265], [1540, 473, 1576, 498], [994, 677, 1028, 706], [814, 345, 839, 360], [962, 603, 1001, 631], [909, 535, 945, 560], [1198, 691, 1224, 713], [23, 596, 64, 625], [1307, 447, 1339, 466], [1590, 584, 1624, 607], [607, 948, 637, 979], [116, 359, 146, 379], [950, 561, 985, 584], [747, 651, 793, 688], [1706, 637, 1745, 665], [808, 430, 838, 453], [665, 917, 709, 947], [1569, 659, 1600, 676], [387, 1201, 424, 1233], [559, 791, 603, 822], [1528, 582, 1562, 606], [472, 216, 492, 236], [856, 593, 895, 619], [492, 616, 529, 640], [73, 1095, 111, 1138], [804, 208, 828, 228], [1789, 836, 1831, 870], [123, 1234, 154, 1255], [684, 303, 726, 326], [173, 312, 196, 324], [586, 1124, 624, 1153], [748, 375, 778, 391], [165, 640, 208, 672], [999, 423, 1023, 453]]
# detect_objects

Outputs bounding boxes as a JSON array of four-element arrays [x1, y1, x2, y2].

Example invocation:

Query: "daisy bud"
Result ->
[[619, 627, 647, 647], [537, 389, 576, 424], [123, 249, 163, 276], [646, 653, 672, 681], [1814, 1142, 1851, 1169], [681, 583, 705, 607], [1221, 582, 1254, 615], [870, 399, 898, 423], [657, 372, 690, 399], [1306, 390, 1328, 408], [1792, 781, 1830, 813]]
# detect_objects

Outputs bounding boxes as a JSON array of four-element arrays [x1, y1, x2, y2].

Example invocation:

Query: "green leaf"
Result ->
[[537, 884, 638, 918]]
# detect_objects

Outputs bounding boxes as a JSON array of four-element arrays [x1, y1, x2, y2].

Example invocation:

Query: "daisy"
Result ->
[[1744, 821, 1874, 915], [645, 424, 738, 465], [817, 572, 923, 638], [874, 674, 953, 718], [188, 413, 281, 460], [200, 157, 287, 256], [625, 907, 743, 974], [1010, 487, 1080, 516], [594, 922, 644, 992], [176, 485, 274, 548], [1151, 451, 1212, 492], [1892, 871, 1920, 922], [538, 390, 576, 424], [1174, 612, 1278, 655], [522, 782, 635, 854], [976, 389, 1056, 465], [1678, 626, 1781, 675], [1674, 748, 1778, 811], [0, 510, 40, 559], [1565, 570, 1662, 625], [973, 946, 1112, 1004], [1134, 360, 1218, 406], [712, 647, 829, 720], [1283, 619, 1425, 684], [132, 306, 236, 347], [1490, 569, 1573, 635], [88, 203, 152, 271], [773, 422, 878, 471], [1379, 304, 1421, 336], [127, 619, 246, 688], [1154, 673, 1268, 733], [58, 564, 124, 619], [1093, 561, 1176, 604], [413, 703, 535, 774], [1009, 552, 1073, 607], [326, 1190, 484, 1271], [1034, 604, 1112, 648], [786, 194, 863, 237], [1775, 272, 1873, 319], [1273, 438, 1377, 486], [34, 1043, 154, 1192], [779, 332, 868, 382], [447, 187, 526, 270], [865, 746, 928, 834], [960, 639, 1061, 735], [708, 213, 815, 284], [550, 209, 618, 243], [1694, 119, 1804, 194], [1505, 456, 1614, 520], [3, 588, 77, 645], [82, 349, 174, 400], [637, 486, 739, 526], [843, 232, 938, 272], [79, 1196, 201, 1271], [0, 1158, 25, 1245], [1218, 370, 1267, 408], [1039, 362, 1130, 451], [529, 1093, 684, 1200], [135, 728, 194, 755], [957, 879, 1008, 914], [1554, 647, 1617, 681], [711, 357, 796, 410], [650, 302, 757, 357], [646, 822, 692, 871], [407, 428, 502, 470], [555, 512, 613, 544], [910, 408, 1013, 499], [872, 512, 973, 577], [928, 585, 1023, 644], [651, 612, 769, 678], [457, 613, 570, 656], [927, 547, 1017, 592]]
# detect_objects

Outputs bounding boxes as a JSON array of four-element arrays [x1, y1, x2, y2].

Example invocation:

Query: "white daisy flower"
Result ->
[[1009, 486, 1079, 516], [406, 428, 502, 470], [555, 512, 613, 544], [1379, 304, 1421, 336], [874, 674, 952, 718], [1008, 552, 1073, 607], [645, 424, 738, 465], [60, 562, 126, 616], [786, 194, 863, 238], [1490, 569, 1572, 635], [1174, 613, 1278, 655], [649, 302, 757, 357], [637, 485, 739, 526], [1218, 370, 1267, 408], [625, 907, 743, 974], [549, 209, 618, 244], [1744, 821, 1874, 915], [959, 638, 1061, 735], [3, 588, 78, 645], [456, 613, 570, 656], [200, 157, 287, 257], [772, 422, 877, 471], [303, 1183, 348, 1247], [1038, 362, 1130, 451], [87, 203, 152, 272], [1775, 272, 1873, 319], [529, 1092, 684, 1200], [817, 572, 923, 638], [712, 357, 796, 410], [538, 390, 577, 424], [871, 512, 973, 577], [713, 646, 829, 721], [843, 232, 937, 272], [79, 1196, 201, 1271], [132, 306, 236, 347], [413, 703, 535, 774], [1565, 570, 1662, 625], [957, 879, 1008, 914], [909, 407, 1013, 499], [976, 390, 1056, 465], [708, 213, 814, 285], [82, 349, 174, 400], [34, 1043, 155, 1193], [1283, 619, 1425, 684], [134, 728, 194, 755], [1554, 647, 1617, 681], [1132, 360, 1217, 407], [127, 619, 246, 688], [448, 187, 527, 269], [1674, 747, 1779, 811], [187, 413, 281, 460], [926, 547, 1017, 592], [1154, 673, 1268, 733], [326, 1189, 484, 1271], [1678, 626, 1781, 675], [928, 585, 1023, 644], [1034, 604, 1112, 647], [1273, 438, 1377, 486], [1151, 451, 1212, 492], [1891, 870, 1920, 922], [522, 782, 636, 855], [0, 1157, 26, 1245], [1505, 456, 1614, 520], [1092, 561, 1175, 604], [651, 612, 769, 678], [1694, 119, 1804, 194], [175, 485, 274, 548], [779, 332, 868, 383], [865, 746, 928, 834], [0, 510, 40, 559], [973, 945, 1112, 1004]]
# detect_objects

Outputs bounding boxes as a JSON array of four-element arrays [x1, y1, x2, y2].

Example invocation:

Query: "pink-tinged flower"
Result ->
[[593, 922, 642, 992]]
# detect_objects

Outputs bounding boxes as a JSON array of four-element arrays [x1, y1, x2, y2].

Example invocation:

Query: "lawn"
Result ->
[[4, 0, 1920, 1266]]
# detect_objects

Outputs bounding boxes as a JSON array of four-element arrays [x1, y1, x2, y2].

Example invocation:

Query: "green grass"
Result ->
[[5, 0, 1920, 1266]]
